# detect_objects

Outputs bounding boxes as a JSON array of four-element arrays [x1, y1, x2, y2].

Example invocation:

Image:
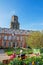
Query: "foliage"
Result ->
[[40, 48, 43, 53], [5, 48, 14, 55], [25, 31, 43, 48], [9, 56, 43, 65], [4, 47, 33, 55], [0, 62, 4, 65], [9, 57, 24, 65], [14, 47, 33, 54]]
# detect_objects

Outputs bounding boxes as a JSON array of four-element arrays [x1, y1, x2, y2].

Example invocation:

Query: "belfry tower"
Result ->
[[10, 15, 19, 29]]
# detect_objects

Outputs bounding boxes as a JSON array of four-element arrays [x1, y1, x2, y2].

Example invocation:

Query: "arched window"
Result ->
[[20, 42, 22, 47], [13, 42, 15, 47], [8, 42, 11, 47], [3, 41, 6, 47]]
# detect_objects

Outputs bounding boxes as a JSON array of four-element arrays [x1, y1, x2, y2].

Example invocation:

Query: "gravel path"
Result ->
[[0, 49, 10, 62]]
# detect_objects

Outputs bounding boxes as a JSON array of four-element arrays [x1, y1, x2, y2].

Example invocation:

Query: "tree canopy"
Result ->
[[26, 31, 43, 48]]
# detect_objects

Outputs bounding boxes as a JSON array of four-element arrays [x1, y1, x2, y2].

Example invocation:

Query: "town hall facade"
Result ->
[[0, 15, 30, 48]]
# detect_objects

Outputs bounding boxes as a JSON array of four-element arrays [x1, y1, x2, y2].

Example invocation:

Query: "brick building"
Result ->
[[0, 15, 30, 48]]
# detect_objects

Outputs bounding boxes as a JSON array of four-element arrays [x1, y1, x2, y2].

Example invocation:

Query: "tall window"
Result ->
[[13, 42, 15, 47], [20, 36, 22, 41], [8, 36, 12, 40], [3, 41, 6, 47], [13, 36, 16, 40], [20, 42, 22, 47], [0, 35, 1, 39], [17, 36, 19, 40], [8, 42, 11, 47], [4, 36, 7, 40]]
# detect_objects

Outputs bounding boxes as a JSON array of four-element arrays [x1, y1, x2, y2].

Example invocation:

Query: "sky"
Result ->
[[0, 0, 43, 31]]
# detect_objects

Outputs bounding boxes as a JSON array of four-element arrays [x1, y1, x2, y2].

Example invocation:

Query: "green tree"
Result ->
[[26, 31, 43, 48]]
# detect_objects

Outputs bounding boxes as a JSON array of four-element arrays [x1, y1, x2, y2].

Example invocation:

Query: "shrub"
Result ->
[[9, 58, 24, 65], [40, 48, 43, 53], [4, 48, 14, 56], [0, 62, 4, 65], [9, 56, 43, 65]]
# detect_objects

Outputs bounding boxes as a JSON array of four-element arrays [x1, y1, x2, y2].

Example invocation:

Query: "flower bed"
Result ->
[[9, 55, 43, 65]]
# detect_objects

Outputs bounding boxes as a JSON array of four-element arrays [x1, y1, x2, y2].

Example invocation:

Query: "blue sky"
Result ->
[[0, 0, 43, 30]]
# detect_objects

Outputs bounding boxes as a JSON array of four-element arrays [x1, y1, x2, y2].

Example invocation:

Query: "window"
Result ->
[[13, 42, 15, 47], [20, 36, 22, 41], [8, 36, 12, 40], [3, 41, 6, 47], [2, 35, 4, 39], [13, 36, 17, 40], [13, 36, 16, 40], [15, 42, 18, 47], [17, 36, 19, 40], [0, 35, 1, 38], [20, 42, 22, 47], [4, 36, 7, 40], [8, 42, 11, 47]]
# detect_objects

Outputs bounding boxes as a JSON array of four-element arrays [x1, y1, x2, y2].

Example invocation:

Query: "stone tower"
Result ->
[[10, 15, 19, 29]]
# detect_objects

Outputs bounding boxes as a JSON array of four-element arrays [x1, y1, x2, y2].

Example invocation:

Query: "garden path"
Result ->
[[0, 49, 10, 62]]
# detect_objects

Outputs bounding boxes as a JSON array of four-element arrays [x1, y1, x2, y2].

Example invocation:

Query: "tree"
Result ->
[[25, 31, 43, 48]]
